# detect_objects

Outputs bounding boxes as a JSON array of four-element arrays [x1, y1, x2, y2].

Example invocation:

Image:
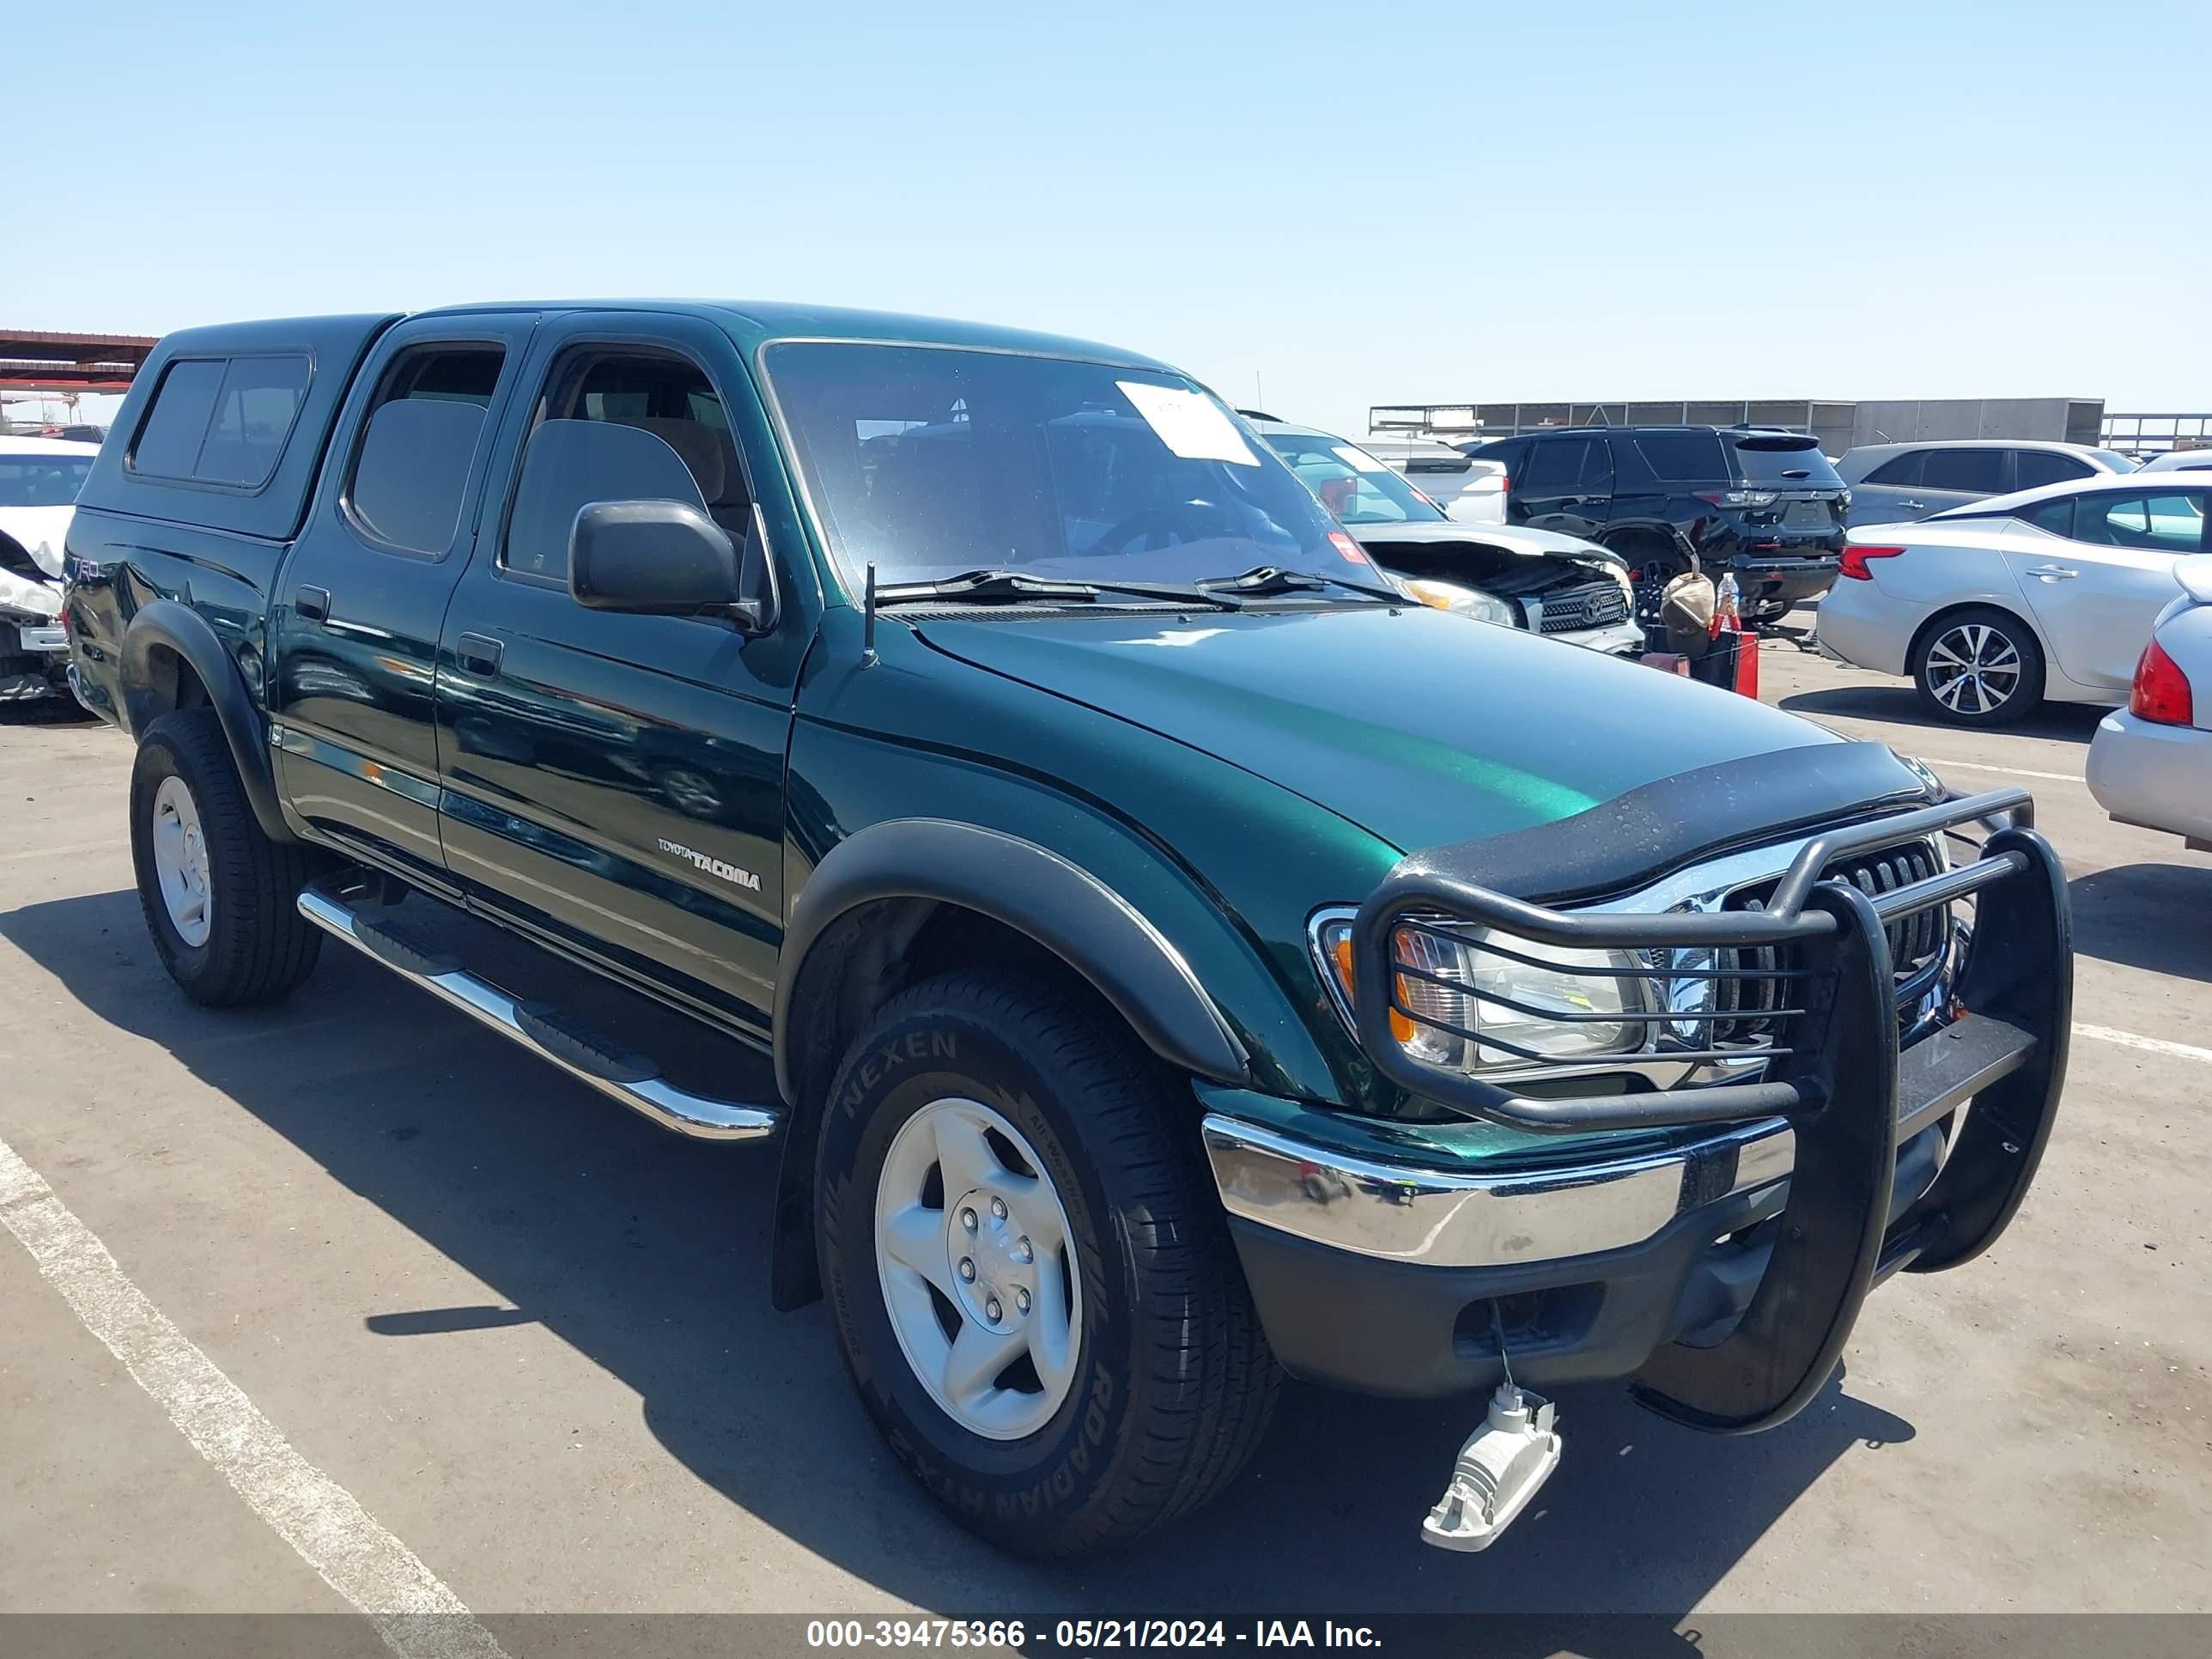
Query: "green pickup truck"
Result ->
[[61, 301, 2070, 1558]]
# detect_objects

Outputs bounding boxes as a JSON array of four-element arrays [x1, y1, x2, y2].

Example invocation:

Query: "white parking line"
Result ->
[[2074, 1023, 2212, 1065], [1918, 756, 2083, 784], [0, 1135, 509, 1659]]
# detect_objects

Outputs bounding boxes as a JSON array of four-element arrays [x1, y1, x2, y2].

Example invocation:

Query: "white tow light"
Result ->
[[1420, 1382, 1563, 1553]]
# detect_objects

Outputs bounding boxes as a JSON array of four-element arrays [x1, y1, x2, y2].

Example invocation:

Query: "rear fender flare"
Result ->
[[120, 599, 294, 843]]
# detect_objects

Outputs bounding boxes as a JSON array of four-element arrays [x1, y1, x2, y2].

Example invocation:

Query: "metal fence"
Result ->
[[2100, 413, 2212, 457], [1369, 398, 2113, 457]]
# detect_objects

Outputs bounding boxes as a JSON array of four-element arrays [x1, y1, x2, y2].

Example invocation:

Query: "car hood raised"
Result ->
[[911, 603, 1860, 854], [1346, 520, 1623, 567]]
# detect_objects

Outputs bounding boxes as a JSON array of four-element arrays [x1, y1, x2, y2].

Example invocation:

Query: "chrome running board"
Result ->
[[297, 884, 782, 1143]]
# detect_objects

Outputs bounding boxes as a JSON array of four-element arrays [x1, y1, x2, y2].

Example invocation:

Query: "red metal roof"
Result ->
[[0, 329, 158, 390]]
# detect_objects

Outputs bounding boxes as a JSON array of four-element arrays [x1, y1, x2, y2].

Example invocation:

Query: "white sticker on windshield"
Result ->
[[1117, 381, 1259, 465], [1331, 444, 1389, 474]]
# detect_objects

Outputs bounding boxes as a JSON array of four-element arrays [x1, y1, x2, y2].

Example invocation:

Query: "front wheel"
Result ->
[[1911, 608, 2045, 726], [816, 971, 1278, 1557]]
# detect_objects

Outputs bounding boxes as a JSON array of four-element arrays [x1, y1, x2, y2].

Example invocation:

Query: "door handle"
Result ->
[[2027, 564, 2078, 581], [295, 585, 331, 622], [1898, 500, 1926, 513], [457, 632, 504, 675]]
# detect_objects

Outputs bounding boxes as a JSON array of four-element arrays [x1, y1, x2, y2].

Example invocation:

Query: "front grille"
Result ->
[[1828, 840, 1951, 983], [1710, 839, 1953, 1042], [1536, 579, 1631, 634]]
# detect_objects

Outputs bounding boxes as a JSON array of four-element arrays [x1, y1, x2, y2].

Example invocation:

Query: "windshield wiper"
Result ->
[[1196, 564, 1407, 604], [875, 568, 1246, 611]]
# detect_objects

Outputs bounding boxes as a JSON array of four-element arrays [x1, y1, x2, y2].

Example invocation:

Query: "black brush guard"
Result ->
[[1348, 787, 2071, 1433]]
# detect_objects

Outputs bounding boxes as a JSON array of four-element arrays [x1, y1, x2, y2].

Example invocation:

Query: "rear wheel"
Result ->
[[1911, 607, 2044, 726], [130, 708, 324, 1006], [816, 970, 1278, 1557]]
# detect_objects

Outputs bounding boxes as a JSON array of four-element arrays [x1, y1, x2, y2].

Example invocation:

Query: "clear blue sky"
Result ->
[[14, 0, 2208, 435]]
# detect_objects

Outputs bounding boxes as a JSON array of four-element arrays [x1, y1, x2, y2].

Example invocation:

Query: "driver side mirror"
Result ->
[[568, 499, 765, 632]]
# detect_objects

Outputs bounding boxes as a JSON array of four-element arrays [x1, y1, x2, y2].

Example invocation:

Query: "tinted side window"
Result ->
[[505, 422, 706, 581], [2021, 499, 2075, 535], [1480, 439, 1528, 483], [1522, 438, 1585, 491], [1579, 437, 1615, 491], [196, 356, 313, 486], [2012, 450, 2094, 490], [1632, 433, 1727, 482], [129, 359, 228, 477], [1863, 452, 1923, 486], [2074, 491, 2207, 552], [129, 355, 311, 487], [346, 346, 507, 555], [1920, 448, 2005, 492]]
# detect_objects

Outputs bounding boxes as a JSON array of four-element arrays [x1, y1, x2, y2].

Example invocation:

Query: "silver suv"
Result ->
[[1838, 439, 2135, 525]]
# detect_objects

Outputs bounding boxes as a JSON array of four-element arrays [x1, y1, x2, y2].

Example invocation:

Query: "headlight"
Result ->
[[1315, 915, 1650, 1073], [1401, 578, 1517, 629], [0, 569, 63, 620]]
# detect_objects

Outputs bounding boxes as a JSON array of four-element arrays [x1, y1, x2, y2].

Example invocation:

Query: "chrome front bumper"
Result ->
[[1200, 1113, 1793, 1269]]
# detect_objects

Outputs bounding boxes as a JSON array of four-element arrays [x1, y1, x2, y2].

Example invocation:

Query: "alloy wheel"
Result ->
[[874, 1097, 1083, 1440], [1924, 623, 2022, 716]]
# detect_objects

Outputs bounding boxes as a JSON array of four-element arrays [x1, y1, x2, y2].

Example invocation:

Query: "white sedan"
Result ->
[[1816, 473, 2211, 725], [1, 436, 98, 705], [2087, 557, 2212, 851]]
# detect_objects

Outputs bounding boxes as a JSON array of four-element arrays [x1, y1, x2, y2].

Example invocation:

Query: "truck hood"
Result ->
[[911, 604, 1853, 854]]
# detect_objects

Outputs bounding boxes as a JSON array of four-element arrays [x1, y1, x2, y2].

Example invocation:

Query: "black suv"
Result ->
[[1464, 425, 1848, 623]]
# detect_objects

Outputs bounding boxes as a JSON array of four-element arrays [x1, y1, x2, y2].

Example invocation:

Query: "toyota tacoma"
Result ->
[[63, 301, 2069, 1558]]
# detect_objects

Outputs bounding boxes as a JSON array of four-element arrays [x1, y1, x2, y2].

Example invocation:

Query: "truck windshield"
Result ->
[[0, 454, 94, 507], [766, 343, 1358, 592]]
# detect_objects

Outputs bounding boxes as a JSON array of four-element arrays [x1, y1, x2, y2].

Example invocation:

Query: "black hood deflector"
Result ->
[[1395, 741, 1934, 905]]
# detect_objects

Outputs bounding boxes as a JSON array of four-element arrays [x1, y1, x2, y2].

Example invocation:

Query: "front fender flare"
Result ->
[[120, 599, 295, 844], [773, 817, 1250, 1103]]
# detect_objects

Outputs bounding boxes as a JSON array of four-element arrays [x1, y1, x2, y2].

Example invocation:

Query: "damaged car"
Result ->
[[1251, 419, 1644, 654], [0, 436, 95, 706]]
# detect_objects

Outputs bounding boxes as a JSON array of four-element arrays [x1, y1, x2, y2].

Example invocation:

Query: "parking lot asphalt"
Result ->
[[2, 629, 2207, 1620]]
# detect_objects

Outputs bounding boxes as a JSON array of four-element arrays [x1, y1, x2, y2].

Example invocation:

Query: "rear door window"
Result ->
[[1919, 448, 2005, 492], [2020, 498, 2075, 535], [1578, 436, 1615, 492], [1863, 452, 1924, 486], [1522, 437, 1587, 492], [2011, 450, 2094, 490], [1632, 432, 1727, 483], [345, 346, 507, 556], [2072, 491, 2208, 552]]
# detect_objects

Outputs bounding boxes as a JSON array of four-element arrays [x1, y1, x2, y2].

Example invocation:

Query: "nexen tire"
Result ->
[[815, 970, 1278, 1557]]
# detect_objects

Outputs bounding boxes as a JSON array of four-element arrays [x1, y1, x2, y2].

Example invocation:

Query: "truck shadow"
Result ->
[[1, 885, 1915, 1619], [1775, 685, 2106, 744]]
